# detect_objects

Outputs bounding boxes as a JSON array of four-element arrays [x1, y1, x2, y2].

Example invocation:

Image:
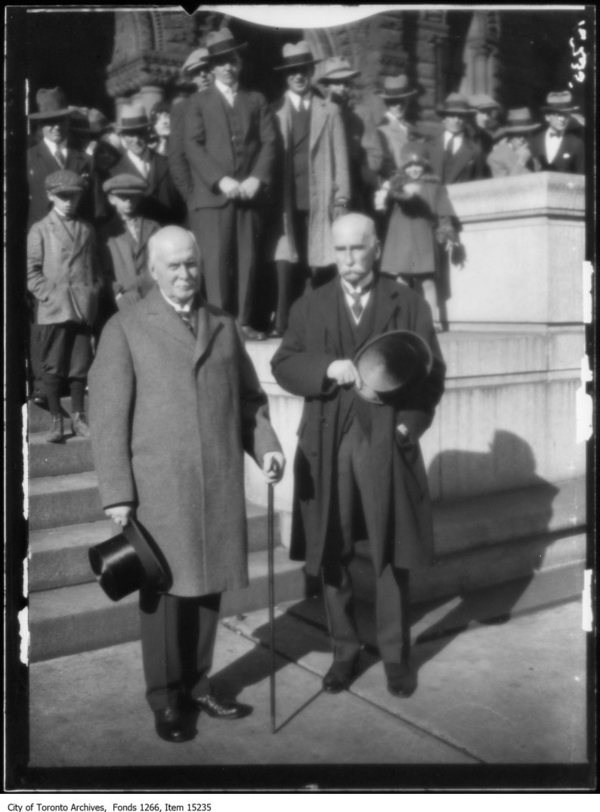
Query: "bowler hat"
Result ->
[[116, 103, 150, 133], [88, 517, 171, 602], [468, 93, 501, 111], [354, 329, 433, 404], [541, 90, 579, 114], [494, 107, 542, 140], [319, 56, 360, 82], [45, 169, 86, 194], [182, 46, 211, 75], [379, 75, 418, 100], [103, 173, 148, 196], [274, 41, 321, 72], [206, 28, 247, 60], [29, 87, 71, 121], [436, 93, 473, 116]]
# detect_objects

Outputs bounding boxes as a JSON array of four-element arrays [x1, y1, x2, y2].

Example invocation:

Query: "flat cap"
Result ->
[[102, 173, 148, 195], [45, 169, 86, 194]]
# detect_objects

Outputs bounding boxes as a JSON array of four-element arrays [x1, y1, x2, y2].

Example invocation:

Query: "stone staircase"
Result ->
[[27, 399, 306, 663]]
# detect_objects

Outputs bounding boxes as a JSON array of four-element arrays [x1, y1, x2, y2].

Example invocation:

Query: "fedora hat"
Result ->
[[274, 41, 321, 71], [116, 103, 150, 133], [436, 93, 473, 116], [182, 46, 210, 75], [468, 93, 501, 111], [541, 90, 579, 114], [354, 329, 433, 404], [494, 107, 542, 139], [29, 87, 71, 121], [206, 27, 246, 60], [89, 517, 171, 602], [319, 56, 360, 82], [379, 75, 418, 100]]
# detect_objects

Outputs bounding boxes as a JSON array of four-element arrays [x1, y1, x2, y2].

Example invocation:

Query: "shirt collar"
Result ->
[[215, 78, 239, 97], [287, 89, 311, 111], [385, 110, 406, 126], [340, 272, 375, 296], [44, 138, 66, 155], [159, 288, 195, 314]]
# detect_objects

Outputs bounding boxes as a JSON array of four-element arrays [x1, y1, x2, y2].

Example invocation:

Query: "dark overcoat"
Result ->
[[426, 133, 484, 184], [109, 151, 185, 225], [88, 288, 282, 597], [98, 214, 160, 309], [529, 130, 585, 174], [271, 276, 445, 577]]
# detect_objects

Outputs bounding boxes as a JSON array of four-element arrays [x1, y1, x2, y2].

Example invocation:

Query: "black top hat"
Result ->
[[354, 329, 433, 404], [89, 517, 171, 601]]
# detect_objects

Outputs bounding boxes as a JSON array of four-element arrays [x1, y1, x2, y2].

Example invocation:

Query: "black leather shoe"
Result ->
[[384, 662, 417, 697], [191, 692, 248, 720], [322, 658, 359, 694], [154, 706, 196, 743]]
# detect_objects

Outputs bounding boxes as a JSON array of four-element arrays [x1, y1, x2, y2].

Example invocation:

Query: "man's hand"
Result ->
[[238, 176, 261, 200], [105, 505, 132, 527], [327, 359, 362, 388], [218, 176, 241, 199], [262, 451, 286, 483]]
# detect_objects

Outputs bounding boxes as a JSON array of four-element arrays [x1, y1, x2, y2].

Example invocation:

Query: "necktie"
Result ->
[[178, 311, 195, 336], [127, 219, 139, 243], [55, 149, 66, 168], [445, 134, 456, 155], [348, 282, 373, 321]]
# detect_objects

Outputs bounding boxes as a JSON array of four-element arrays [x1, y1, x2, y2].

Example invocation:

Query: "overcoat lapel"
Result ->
[[309, 96, 328, 153], [145, 288, 196, 349]]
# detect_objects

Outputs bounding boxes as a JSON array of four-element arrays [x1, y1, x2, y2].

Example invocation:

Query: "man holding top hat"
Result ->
[[271, 213, 445, 698], [529, 90, 585, 174], [89, 225, 285, 742], [183, 28, 278, 340], [270, 41, 351, 336]]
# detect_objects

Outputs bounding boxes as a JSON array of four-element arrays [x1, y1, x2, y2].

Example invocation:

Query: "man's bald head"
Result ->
[[332, 213, 380, 286], [148, 226, 202, 306]]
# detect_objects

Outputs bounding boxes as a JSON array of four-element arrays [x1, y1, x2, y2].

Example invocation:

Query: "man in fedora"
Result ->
[[110, 103, 184, 225], [27, 87, 92, 228], [270, 41, 351, 336], [529, 90, 584, 174], [168, 46, 212, 203], [319, 56, 382, 215], [271, 213, 445, 699], [467, 93, 503, 176], [183, 28, 278, 340], [426, 93, 484, 184], [487, 108, 543, 177], [376, 75, 420, 178], [89, 225, 285, 743]]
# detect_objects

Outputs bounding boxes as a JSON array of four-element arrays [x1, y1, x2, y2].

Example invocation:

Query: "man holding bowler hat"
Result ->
[[271, 213, 445, 698], [89, 225, 284, 743]]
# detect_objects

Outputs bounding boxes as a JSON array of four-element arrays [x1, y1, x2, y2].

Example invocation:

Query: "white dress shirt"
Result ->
[[443, 130, 463, 154], [215, 78, 239, 107], [126, 150, 151, 179], [286, 89, 311, 112], [341, 274, 374, 324], [544, 128, 563, 163], [44, 138, 68, 166]]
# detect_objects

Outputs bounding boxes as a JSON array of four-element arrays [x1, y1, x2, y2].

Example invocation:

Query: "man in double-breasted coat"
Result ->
[[89, 226, 284, 743], [271, 214, 445, 698], [426, 93, 485, 185], [183, 28, 277, 339]]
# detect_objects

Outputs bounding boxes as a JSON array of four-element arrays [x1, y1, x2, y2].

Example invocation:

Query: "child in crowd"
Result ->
[[27, 170, 101, 443], [99, 173, 160, 314], [376, 142, 458, 327]]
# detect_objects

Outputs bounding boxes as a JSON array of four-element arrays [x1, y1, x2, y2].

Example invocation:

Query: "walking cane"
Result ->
[[267, 479, 276, 733]]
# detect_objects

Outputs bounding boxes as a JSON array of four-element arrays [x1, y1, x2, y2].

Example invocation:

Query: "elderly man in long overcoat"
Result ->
[[272, 213, 445, 698], [89, 226, 284, 743]]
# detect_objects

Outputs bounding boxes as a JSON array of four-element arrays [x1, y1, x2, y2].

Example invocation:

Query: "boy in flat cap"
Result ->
[[99, 174, 160, 315], [27, 170, 102, 442]]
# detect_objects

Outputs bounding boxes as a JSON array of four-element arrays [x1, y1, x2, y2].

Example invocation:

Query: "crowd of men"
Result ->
[[25, 28, 586, 745]]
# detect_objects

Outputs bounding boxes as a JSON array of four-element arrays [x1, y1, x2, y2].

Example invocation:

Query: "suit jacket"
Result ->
[[529, 130, 585, 174], [426, 132, 484, 184], [88, 288, 282, 597], [183, 85, 277, 210], [27, 140, 92, 227], [271, 276, 446, 576], [27, 209, 101, 326], [98, 214, 160, 310], [168, 95, 194, 201], [272, 92, 350, 267], [109, 151, 185, 225]]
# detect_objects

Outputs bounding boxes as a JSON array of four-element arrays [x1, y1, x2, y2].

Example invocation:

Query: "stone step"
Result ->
[[28, 397, 87, 434], [29, 471, 105, 531], [27, 547, 307, 662], [29, 506, 282, 592], [29, 433, 95, 479]]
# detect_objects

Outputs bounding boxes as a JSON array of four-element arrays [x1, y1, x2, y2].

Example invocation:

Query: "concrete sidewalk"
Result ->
[[26, 593, 590, 785]]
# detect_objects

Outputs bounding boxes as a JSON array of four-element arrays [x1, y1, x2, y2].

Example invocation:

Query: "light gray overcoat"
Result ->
[[272, 93, 350, 267], [89, 288, 282, 597]]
